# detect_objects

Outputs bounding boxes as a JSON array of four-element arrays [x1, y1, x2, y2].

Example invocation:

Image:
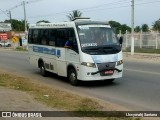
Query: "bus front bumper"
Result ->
[[77, 65, 123, 81]]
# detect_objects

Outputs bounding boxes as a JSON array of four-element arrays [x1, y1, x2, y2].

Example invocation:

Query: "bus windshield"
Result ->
[[77, 25, 120, 54]]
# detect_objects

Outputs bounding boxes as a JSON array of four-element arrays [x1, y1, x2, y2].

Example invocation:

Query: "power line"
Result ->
[[77, 0, 129, 11], [27, 0, 160, 19], [0, 9, 9, 17], [0, 0, 43, 15], [27, 0, 131, 19], [135, 0, 160, 6], [1, 0, 160, 20], [80, 0, 160, 13]]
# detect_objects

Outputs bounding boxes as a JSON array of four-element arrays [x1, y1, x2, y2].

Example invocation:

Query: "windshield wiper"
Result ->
[[82, 47, 99, 51], [102, 46, 120, 51]]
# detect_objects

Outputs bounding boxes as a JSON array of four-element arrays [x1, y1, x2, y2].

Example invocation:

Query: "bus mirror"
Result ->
[[119, 36, 123, 44]]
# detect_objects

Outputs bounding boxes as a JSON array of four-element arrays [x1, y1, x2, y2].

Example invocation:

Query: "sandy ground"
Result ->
[[0, 87, 87, 120], [123, 52, 160, 63]]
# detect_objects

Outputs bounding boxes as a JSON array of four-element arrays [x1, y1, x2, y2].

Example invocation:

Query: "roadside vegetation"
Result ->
[[0, 72, 140, 120], [123, 48, 160, 54], [15, 47, 28, 51]]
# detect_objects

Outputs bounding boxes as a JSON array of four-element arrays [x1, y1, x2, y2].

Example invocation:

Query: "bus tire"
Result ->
[[68, 68, 78, 86], [40, 62, 47, 77]]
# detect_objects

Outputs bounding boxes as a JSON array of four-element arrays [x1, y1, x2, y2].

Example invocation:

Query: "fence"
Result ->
[[123, 32, 160, 49]]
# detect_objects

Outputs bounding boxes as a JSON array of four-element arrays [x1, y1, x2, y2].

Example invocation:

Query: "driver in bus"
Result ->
[[95, 32, 105, 45], [64, 40, 71, 48]]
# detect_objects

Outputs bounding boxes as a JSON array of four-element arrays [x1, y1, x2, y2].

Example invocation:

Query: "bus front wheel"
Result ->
[[68, 68, 78, 86], [40, 62, 47, 77]]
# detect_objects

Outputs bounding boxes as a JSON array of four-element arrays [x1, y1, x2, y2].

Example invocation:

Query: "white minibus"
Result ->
[[28, 18, 123, 85]]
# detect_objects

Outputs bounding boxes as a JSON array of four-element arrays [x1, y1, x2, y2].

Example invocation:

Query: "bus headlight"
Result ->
[[117, 60, 123, 66], [81, 62, 96, 68]]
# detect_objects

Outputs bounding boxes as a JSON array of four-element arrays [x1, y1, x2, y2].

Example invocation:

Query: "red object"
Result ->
[[0, 33, 8, 40], [105, 70, 114, 75]]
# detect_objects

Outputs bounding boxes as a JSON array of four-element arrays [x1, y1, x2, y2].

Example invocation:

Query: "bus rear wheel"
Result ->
[[68, 68, 78, 86], [40, 62, 47, 77]]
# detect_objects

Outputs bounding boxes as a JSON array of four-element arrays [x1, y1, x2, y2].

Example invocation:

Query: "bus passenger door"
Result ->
[[56, 48, 67, 77], [55, 28, 79, 77], [65, 38, 80, 75], [65, 47, 80, 68]]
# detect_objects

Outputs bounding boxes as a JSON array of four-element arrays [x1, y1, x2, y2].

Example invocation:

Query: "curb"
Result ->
[[123, 52, 160, 58]]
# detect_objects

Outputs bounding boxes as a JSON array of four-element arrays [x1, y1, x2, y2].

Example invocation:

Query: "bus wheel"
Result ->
[[68, 68, 78, 86], [40, 62, 47, 77]]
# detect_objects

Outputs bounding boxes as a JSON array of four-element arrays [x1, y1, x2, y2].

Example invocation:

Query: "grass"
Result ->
[[123, 48, 160, 54], [15, 47, 28, 51], [0, 72, 141, 120]]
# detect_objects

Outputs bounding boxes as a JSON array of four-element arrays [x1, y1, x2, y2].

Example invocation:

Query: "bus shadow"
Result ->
[[46, 72, 120, 87], [34, 71, 121, 87], [78, 80, 120, 87]]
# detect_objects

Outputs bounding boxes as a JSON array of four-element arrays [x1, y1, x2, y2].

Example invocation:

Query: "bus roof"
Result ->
[[29, 20, 109, 29]]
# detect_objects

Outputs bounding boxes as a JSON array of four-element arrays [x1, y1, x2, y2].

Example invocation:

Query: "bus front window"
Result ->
[[77, 25, 121, 55]]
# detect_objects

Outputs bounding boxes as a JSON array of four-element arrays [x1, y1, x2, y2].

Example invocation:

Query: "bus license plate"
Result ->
[[104, 70, 114, 75]]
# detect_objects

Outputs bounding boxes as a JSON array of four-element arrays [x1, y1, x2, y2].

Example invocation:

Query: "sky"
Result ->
[[0, 0, 160, 27]]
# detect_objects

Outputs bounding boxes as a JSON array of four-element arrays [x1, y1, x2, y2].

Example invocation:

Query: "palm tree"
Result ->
[[36, 20, 50, 23], [152, 19, 160, 32], [141, 24, 149, 32], [135, 26, 141, 33], [67, 10, 82, 21]]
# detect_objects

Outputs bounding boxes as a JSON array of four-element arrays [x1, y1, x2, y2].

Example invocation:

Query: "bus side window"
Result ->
[[32, 29, 39, 44], [41, 30, 49, 45], [68, 29, 78, 53], [48, 29, 56, 46], [56, 29, 66, 47], [28, 29, 33, 44]]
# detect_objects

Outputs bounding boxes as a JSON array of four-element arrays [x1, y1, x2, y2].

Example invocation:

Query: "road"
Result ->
[[0, 50, 160, 111]]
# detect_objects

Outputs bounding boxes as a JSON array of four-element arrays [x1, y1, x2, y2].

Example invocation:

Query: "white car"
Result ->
[[0, 41, 11, 47]]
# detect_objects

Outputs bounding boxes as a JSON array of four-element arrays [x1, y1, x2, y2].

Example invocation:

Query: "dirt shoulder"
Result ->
[[0, 87, 54, 111], [0, 87, 87, 120], [123, 53, 160, 63], [0, 87, 53, 120]]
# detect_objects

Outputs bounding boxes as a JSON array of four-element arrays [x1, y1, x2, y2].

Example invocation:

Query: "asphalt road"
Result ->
[[0, 50, 160, 111]]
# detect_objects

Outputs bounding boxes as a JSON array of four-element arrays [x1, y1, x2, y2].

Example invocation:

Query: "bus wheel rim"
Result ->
[[70, 72, 76, 81], [41, 66, 45, 74]]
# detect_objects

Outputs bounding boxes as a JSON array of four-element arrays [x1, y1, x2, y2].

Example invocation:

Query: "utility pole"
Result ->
[[23, 1, 27, 32], [131, 0, 134, 55], [9, 11, 12, 27]]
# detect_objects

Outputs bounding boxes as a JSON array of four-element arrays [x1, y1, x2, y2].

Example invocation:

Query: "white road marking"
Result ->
[[124, 68, 160, 75]]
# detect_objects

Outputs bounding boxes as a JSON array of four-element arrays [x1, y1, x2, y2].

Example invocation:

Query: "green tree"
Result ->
[[109, 21, 121, 34], [4, 19, 27, 31], [36, 20, 50, 23], [109, 21, 131, 34], [141, 24, 149, 32], [152, 18, 160, 32], [135, 26, 141, 33], [121, 24, 131, 34], [67, 10, 82, 21]]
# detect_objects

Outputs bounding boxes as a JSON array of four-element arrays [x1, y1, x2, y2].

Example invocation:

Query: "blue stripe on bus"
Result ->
[[33, 46, 61, 57]]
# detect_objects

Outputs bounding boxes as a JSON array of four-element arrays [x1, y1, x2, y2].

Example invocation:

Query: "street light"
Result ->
[[23, 1, 27, 33], [131, 0, 134, 55]]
